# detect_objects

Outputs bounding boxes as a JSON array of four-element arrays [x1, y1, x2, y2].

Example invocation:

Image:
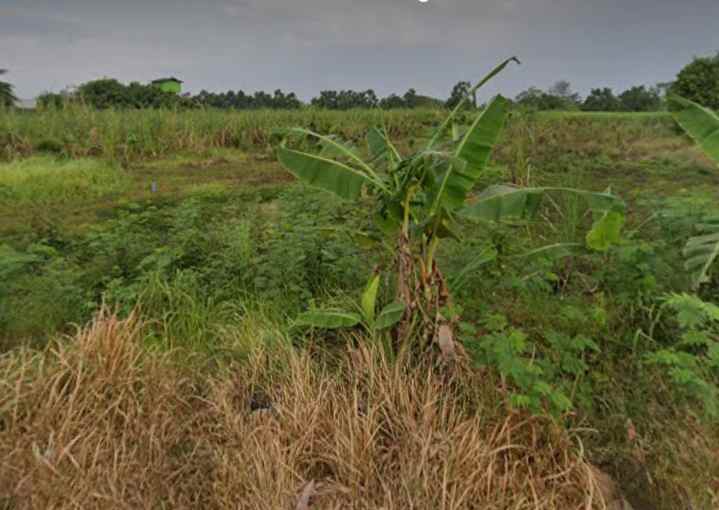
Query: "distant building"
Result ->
[[151, 77, 183, 94]]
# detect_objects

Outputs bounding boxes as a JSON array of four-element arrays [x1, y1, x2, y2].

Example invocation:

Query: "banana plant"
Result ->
[[295, 274, 405, 335], [669, 95, 719, 289], [277, 58, 624, 355]]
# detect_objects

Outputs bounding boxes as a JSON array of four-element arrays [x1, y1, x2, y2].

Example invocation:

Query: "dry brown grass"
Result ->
[[1, 310, 621, 509]]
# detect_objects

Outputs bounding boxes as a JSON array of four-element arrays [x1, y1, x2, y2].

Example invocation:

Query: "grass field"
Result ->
[[1, 108, 718, 509]]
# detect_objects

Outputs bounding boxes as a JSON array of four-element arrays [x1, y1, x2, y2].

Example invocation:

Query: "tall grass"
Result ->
[[0, 106, 680, 165], [0, 309, 613, 509], [0, 105, 444, 162]]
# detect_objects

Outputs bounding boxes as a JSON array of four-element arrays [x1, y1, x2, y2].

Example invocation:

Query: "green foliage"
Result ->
[[294, 273, 405, 334], [514, 81, 581, 111], [76, 78, 193, 110], [646, 293, 719, 418], [0, 69, 17, 108], [446, 81, 475, 109], [672, 52, 719, 111], [683, 217, 719, 290], [277, 58, 626, 356], [0, 106, 444, 162], [0, 157, 131, 206], [582, 88, 621, 112], [669, 95, 719, 164], [669, 95, 719, 289], [586, 211, 625, 252], [618, 86, 662, 112], [196, 88, 302, 109], [462, 314, 598, 416]]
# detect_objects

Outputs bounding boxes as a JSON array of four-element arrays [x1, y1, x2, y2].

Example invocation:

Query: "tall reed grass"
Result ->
[[0, 106, 443, 163]]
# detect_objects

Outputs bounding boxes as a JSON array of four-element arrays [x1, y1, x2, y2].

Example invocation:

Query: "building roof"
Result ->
[[151, 77, 183, 84]]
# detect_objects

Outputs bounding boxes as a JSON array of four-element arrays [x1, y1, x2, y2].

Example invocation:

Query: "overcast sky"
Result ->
[[3, 0, 719, 101]]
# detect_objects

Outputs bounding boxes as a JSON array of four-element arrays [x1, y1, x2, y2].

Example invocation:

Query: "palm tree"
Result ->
[[0, 69, 18, 107]]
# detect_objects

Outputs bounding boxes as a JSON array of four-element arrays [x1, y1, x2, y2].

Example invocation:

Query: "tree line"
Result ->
[[4, 51, 718, 112], [34, 79, 443, 111], [513, 80, 667, 112]]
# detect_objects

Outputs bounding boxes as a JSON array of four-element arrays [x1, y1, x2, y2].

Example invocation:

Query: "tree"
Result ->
[[403, 88, 420, 108], [379, 94, 405, 109], [672, 52, 719, 110], [0, 69, 18, 108], [446, 81, 473, 109], [618, 85, 661, 112], [548, 80, 581, 105], [514, 86, 568, 111], [582, 88, 621, 112]]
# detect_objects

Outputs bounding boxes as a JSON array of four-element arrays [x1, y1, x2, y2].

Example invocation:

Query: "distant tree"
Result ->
[[548, 80, 581, 105], [514, 86, 570, 111], [0, 69, 18, 107], [403, 88, 420, 108], [582, 88, 621, 112], [310, 89, 379, 109], [618, 85, 662, 112], [446, 81, 473, 109], [77, 79, 131, 109], [514, 87, 543, 109], [75, 78, 191, 109], [672, 52, 719, 110], [380, 94, 405, 109]]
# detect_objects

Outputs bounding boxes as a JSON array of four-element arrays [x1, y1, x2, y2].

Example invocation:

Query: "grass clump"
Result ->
[[1, 309, 613, 509]]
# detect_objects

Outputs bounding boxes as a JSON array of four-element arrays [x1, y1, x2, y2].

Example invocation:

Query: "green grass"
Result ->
[[1, 110, 718, 508], [0, 156, 131, 206]]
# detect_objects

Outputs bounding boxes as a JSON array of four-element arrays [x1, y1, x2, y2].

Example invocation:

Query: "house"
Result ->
[[151, 77, 183, 94]]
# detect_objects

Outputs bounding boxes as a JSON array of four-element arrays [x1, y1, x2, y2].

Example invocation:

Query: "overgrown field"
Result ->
[[1, 109, 718, 509]]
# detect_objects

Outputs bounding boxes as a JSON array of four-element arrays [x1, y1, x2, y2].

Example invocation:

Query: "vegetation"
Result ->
[[515, 81, 665, 112], [1, 70, 719, 507], [0, 69, 17, 107], [670, 95, 719, 289], [35, 79, 442, 111], [277, 58, 623, 360], [672, 51, 719, 110]]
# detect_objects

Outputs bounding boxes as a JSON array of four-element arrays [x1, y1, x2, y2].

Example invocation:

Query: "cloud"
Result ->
[[3, 0, 719, 100]]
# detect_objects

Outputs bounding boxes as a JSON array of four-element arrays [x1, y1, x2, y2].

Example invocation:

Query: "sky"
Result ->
[[2, 0, 719, 101]]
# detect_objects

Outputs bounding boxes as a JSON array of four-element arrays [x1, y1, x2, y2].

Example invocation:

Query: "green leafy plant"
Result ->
[[295, 273, 405, 335], [669, 95, 719, 289], [461, 314, 598, 416], [646, 293, 719, 418], [277, 58, 625, 355]]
